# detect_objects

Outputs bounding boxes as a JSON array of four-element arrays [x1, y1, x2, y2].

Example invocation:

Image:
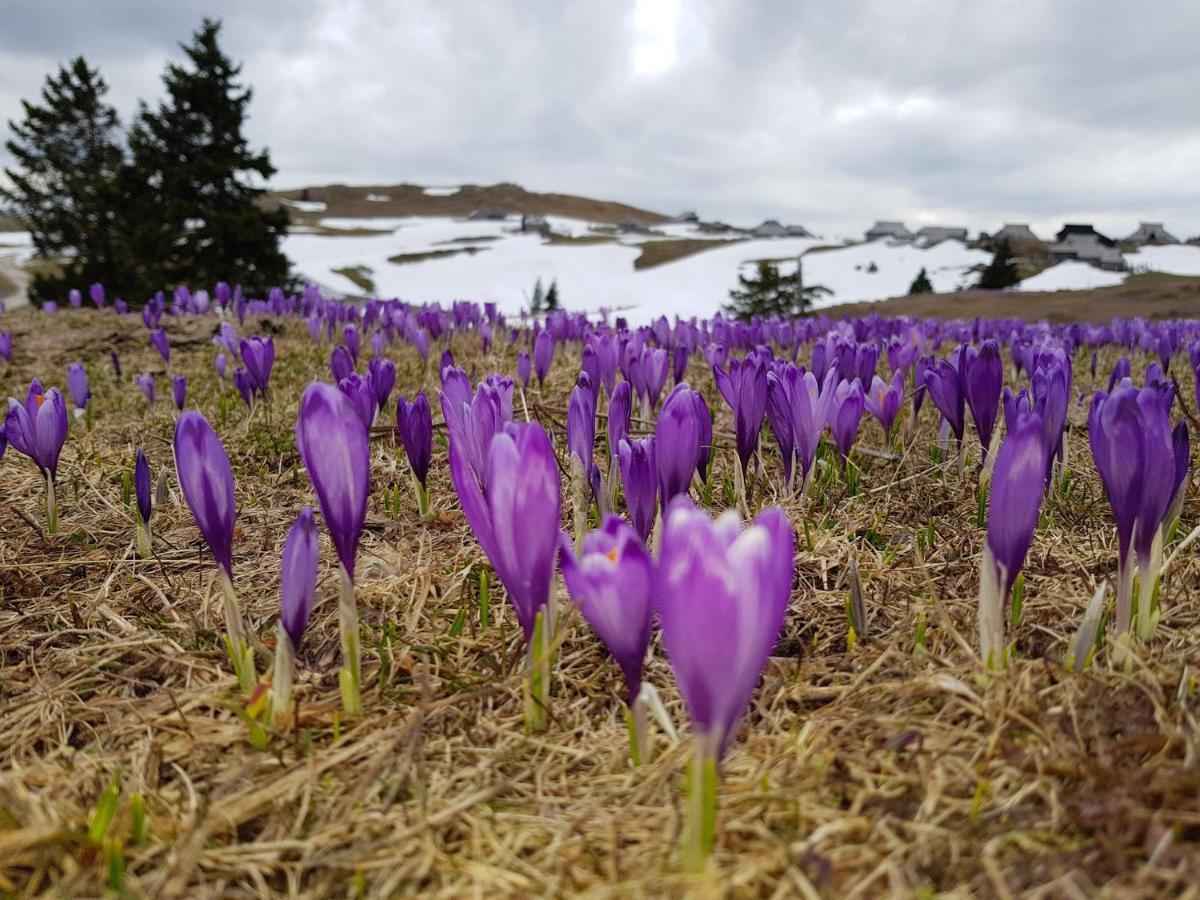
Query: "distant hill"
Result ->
[[266, 182, 671, 225]]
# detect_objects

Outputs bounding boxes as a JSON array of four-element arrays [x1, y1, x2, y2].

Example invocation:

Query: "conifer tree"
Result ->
[[978, 238, 1021, 289], [908, 267, 934, 294], [544, 279, 560, 311], [1, 58, 125, 300], [124, 19, 288, 297], [724, 260, 828, 321], [529, 277, 545, 314]]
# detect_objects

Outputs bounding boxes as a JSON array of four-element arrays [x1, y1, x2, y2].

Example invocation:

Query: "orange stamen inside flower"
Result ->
[[34, 393, 45, 407], [605, 547, 619, 562]]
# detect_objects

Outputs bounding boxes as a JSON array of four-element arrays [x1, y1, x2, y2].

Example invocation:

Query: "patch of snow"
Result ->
[[1124, 244, 1200, 276], [282, 199, 328, 213], [423, 186, 460, 197], [796, 239, 990, 303], [365, 193, 391, 202], [1017, 261, 1126, 292]]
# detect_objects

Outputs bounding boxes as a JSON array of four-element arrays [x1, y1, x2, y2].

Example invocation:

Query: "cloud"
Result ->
[[3, 0, 1200, 239]]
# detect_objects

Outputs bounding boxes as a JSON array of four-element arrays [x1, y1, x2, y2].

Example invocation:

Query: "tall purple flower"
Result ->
[[136, 373, 155, 405], [6, 380, 69, 482], [0, 332, 12, 363], [517, 350, 532, 389], [925, 355, 966, 447], [440, 368, 513, 491], [533, 330, 555, 386], [172, 375, 188, 411], [343, 324, 361, 362], [368, 357, 396, 412], [396, 393, 434, 487], [963, 340, 1003, 457], [240, 336, 275, 397], [150, 329, 170, 364], [134, 448, 153, 526], [658, 500, 793, 757], [559, 516, 653, 704], [863, 370, 903, 438], [233, 369, 254, 408], [829, 378, 865, 468], [979, 414, 1047, 669], [66, 363, 90, 415], [331, 345, 355, 383], [714, 352, 768, 476], [215, 352, 228, 381], [618, 435, 657, 541], [655, 383, 703, 506], [567, 374, 596, 473], [174, 412, 237, 578], [279, 507, 318, 648], [451, 421, 561, 641], [338, 373, 377, 428], [606, 380, 632, 462], [642, 348, 669, 410], [296, 382, 371, 580]]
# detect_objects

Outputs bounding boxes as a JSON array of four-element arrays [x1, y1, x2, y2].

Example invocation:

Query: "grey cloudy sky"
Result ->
[[3, 0, 1200, 239]]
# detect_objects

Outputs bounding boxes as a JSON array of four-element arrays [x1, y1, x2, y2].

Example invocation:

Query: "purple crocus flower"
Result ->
[[657, 499, 793, 757], [655, 383, 703, 506], [110, 351, 121, 377], [368, 357, 396, 412], [979, 413, 1048, 668], [863, 370, 903, 438], [533, 330, 555, 386], [559, 516, 653, 703], [1107, 357, 1131, 392], [714, 352, 768, 476], [280, 506, 318, 648], [606, 380, 632, 462], [5, 380, 68, 479], [69, 288, 82, 308], [0, 332, 12, 362], [396, 393, 433, 486], [925, 356, 965, 446], [330, 345, 355, 383], [172, 375, 188, 411], [618, 436, 657, 541], [173, 412, 237, 577], [135, 448, 152, 525], [963, 340, 1003, 457], [233, 369, 254, 408], [89, 283, 106, 308], [450, 421, 561, 641], [296, 382, 371, 579], [338, 373, 377, 428], [567, 374, 596, 473], [642, 348, 669, 410], [517, 350, 532, 389], [66, 363, 90, 413], [215, 353, 228, 381], [829, 378, 865, 468], [440, 368, 514, 491], [136, 373, 155, 405], [150, 329, 170, 364], [343, 324, 361, 362], [240, 336, 275, 397]]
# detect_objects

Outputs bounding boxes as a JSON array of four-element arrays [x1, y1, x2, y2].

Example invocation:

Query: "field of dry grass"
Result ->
[[0, 307, 1198, 896]]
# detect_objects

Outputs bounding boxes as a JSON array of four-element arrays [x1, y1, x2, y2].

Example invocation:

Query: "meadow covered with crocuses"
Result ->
[[1, 283, 1198, 896]]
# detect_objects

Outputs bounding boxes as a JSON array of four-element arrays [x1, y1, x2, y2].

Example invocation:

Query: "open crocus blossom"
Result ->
[[5, 380, 69, 533], [134, 448, 153, 557], [240, 335, 275, 400], [451, 420, 561, 731], [864, 369, 904, 440], [657, 499, 793, 871], [559, 515, 654, 762], [296, 381, 371, 715], [272, 506, 318, 724], [174, 411, 253, 690], [978, 415, 1047, 670], [963, 340, 1003, 460], [395, 392, 433, 516]]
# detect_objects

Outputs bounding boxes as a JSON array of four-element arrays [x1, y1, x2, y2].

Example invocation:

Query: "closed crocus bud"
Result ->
[[150, 329, 170, 363], [963, 340, 1004, 456], [714, 353, 769, 476], [90, 282, 106, 308], [618, 436, 657, 541], [979, 414, 1048, 668], [135, 448, 153, 524], [136, 373, 155, 405], [296, 382, 371, 580], [642, 348, 669, 410], [109, 351, 121, 377], [559, 516, 654, 704], [450, 421, 560, 642], [338, 373, 377, 429], [368, 357, 397, 412], [0, 332, 12, 362], [240, 336, 275, 396], [169, 374, 186, 411], [233, 369, 254, 408], [174, 412, 237, 578], [343, 325, 361, 362], [925, 356, 965, 444], [655, 383, 702, 507], [567, 374, 596, 472], [658, 500, 793, 757], [533, 330, 555, 385], [330, 345, 355, 383], [830, 378, 865, 467], [606, 381, 632, 461], [68, 288, 82, 308], [66, 363, 90, 413], [517, 350, 532, 389], [215, 352, 228, 380], [395, 393, 433, 486], [280, 507, 318, 648]]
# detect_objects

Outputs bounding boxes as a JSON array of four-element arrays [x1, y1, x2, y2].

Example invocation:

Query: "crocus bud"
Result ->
[[174, 412, 237, 578], [66, 362, 90, 414], [135, 448, 153, 524], [396, 393, 433, 486], [172, 375, 188, 411], [280, 507, 318, 647], [150, 329, 170, 363], [618, 436, 657, 541], [136, 373, 155, 405], [533, 330, 555, 385]]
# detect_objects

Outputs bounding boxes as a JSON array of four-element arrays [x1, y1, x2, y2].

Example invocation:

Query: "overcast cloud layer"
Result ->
[[3, 0, 1200, 240]]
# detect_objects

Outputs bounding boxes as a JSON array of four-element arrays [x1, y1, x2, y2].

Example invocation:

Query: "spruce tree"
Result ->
[[544, 279, 560, 311], [908, 267, 934, 294], [1, 58, 126, 300], [724, 260, 828, 321], [124, 19, 289, 298], [529, 277, 545, 314], [978, 238, 1021, 289]]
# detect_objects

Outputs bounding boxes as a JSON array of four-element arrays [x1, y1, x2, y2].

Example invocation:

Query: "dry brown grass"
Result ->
[[0, 308, 1198, 896], [633, 239, 745, 271]]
